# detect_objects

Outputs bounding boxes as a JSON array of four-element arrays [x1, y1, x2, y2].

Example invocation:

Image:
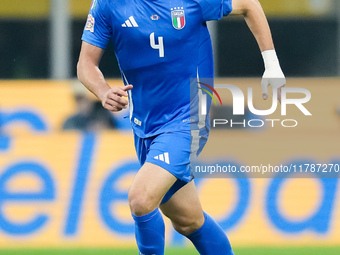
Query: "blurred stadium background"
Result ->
[[1, 0, 340, 254]]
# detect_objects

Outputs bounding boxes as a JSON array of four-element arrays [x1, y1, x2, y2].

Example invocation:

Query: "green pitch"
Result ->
[[1, 247, 340, 255]]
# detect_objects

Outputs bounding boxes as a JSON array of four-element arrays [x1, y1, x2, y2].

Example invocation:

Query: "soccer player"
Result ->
[[77, 0, 286, 254]]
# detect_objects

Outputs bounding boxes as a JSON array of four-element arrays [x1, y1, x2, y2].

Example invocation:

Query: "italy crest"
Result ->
[[171, 8, 185, 30]]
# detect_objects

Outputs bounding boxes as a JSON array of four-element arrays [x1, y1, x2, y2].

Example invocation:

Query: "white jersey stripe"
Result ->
[[197, 69, 206, 129], [122, 72, 133, 121], [190, 130, 201, 159], [128, 89, 133, 121]]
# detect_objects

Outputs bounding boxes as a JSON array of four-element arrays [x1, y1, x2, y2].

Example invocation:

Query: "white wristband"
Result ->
[[261, 49, 286, 94], [261, 49, 280, 69]]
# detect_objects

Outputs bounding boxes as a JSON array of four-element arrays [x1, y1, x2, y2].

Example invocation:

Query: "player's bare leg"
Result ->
[[160, 180, 204, 235], [160, 181, 234, 255], [129, 162, 176, 215], [128, 162, 177, 254]]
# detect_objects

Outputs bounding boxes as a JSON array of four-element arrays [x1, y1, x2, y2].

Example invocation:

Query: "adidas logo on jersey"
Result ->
[[154, 152, 170, 164], [121, 16, 139, 27]]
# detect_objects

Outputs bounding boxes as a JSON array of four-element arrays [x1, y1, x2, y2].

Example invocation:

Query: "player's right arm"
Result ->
[[77, 41, 132, 112], [230, 0, 286, 102]]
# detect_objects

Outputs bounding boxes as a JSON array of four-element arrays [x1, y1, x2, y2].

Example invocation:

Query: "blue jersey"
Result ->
[[82, 0, 232, 138]]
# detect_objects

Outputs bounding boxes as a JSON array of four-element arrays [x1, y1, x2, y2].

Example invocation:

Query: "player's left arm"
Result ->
[[231, 0, 286, 101]]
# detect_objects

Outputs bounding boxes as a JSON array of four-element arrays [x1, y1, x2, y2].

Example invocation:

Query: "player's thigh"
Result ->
[[160, 180, 204, 234], [129, 162, 177, 215]]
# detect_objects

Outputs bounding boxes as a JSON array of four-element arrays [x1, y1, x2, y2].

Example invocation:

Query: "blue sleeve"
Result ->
[[81, 0, 112, 49], [197, 0, 233, 21]]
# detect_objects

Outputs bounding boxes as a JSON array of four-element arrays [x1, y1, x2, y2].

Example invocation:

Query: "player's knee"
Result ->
[[172, 216, 204, 236], [128, 191, 155, 216]]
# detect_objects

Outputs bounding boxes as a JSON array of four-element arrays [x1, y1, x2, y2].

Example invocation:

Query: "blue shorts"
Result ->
[[134, 129, 208, 204]]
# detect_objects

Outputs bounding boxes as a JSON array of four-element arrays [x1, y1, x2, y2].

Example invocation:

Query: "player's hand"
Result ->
[[261, 50, 286, 103], [261, 67, 286, 103], [101, 85, 133, 112]]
